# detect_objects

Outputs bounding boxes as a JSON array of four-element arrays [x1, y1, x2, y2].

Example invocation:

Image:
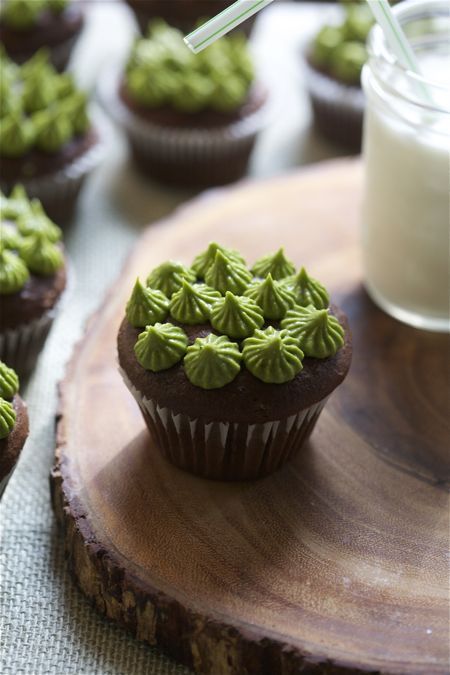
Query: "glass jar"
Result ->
[[361, 0, 450, 332]]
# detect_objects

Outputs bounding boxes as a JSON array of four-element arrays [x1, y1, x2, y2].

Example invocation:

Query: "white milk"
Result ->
[[361, 48, 450, 331]]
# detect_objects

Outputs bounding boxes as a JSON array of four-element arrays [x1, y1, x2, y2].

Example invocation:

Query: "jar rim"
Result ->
[[368, 0, 450, 114]]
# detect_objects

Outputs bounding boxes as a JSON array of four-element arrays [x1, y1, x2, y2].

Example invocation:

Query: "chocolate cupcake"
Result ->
[[0, 360, 29, 498], [304, 4, 373, 151], [118, 244, 352, 481], [102, 20, 268, 188], [124, 0, 256, 36], [0, 49, 102, 222], [0, 0, 83, 71], [0, 185, 67, 377]]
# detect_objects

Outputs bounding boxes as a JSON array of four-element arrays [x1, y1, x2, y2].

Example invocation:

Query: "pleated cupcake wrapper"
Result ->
[[0, 112, 105, 222], [120, 368, 327, 481], [304, 60, 365, 151], [100, 68, 270, 185], [0, 262, 74, 378]]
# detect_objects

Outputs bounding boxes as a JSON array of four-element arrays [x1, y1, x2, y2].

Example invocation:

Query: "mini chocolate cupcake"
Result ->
[[304, 4, 373, 151], [0, 360, 29, 498], [0, 49, 101, 222], [118, 244, 352, 481], [0, 0, 84, 71], [0, 185, 67, 376], [103, 20, 268, 188]]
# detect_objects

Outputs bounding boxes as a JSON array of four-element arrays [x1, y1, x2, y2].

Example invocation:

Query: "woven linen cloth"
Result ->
[[0, 4, 344, 673]]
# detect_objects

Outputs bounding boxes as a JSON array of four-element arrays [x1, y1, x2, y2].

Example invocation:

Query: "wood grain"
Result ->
[[51, 159, 450, 675]]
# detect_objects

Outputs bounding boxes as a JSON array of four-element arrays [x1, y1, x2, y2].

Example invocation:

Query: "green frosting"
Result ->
[[245, 273, 295, 320], [0, 361, 19, 400], [281, 267, 329, 309], [125, 278, 169, 328], [210, 292, 264, 340], [204, 250, 252, 296], [311, 5, 372, 85], [184, 334, 241, 389], [125, 20, 254, 113], [170, 280, 220, 325], [134, 323, 188, 372], [0, 0, 68, 29], [191, 242, 246, 278], [0, 185, 31, 221], [252, 247, 295, 281], [0, 112, 34, 157], [242, 327, 304, 384], [0, 248, 29, 293], [146, 261, 195, 298], [0, 51, 90, 157], [20, 231, 64, 276], [17, 199, 62, 242], [281, 306, 345, 358], [0, 398, 16, 440], [34, 107, 72, 152], [0, 222, 23, 250]]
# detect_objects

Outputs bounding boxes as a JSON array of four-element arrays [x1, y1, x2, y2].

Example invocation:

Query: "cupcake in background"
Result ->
[[103, 20, 268, 188], [304, 3, 373, 151], [117, 244, 352, 481], [0, 49, 102, 222], [0, 360, 29, 498], [0, 0, 84, 71], [0, 186, 68, 377]]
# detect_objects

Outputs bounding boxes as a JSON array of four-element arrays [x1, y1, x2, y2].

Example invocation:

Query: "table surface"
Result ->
[[1, 3, 351, 674]]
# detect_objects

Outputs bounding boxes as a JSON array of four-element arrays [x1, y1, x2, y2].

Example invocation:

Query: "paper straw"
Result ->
[[184, 0, 274, 53], [366, 0, 431, 103]]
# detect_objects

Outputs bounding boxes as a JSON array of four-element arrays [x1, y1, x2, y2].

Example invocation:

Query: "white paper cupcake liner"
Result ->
[[99, 67, 271, 187], [120, 369, 327, 481], [304, 59, 365, 151]]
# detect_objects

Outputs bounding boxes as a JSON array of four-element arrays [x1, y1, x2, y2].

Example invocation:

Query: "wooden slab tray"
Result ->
[[51, 160, 449, 675]]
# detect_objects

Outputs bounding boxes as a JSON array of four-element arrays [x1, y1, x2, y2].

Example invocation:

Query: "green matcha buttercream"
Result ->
[[204, 250, 252, 296], [252, 247, 295, 281], [20, 231, 63, 276], [0, 361, 19, 400], [0, 185, 31, 221], [17, 199, 61, 242], [134, 323, 188, 372], [281, 267, 329, 309], [170, 280, 220, 324], [0, 112, 33, 157], [0, 397, 16, 439], [1, 0, 42, 29], [210, 292, 264, 340], [184, 334, 241, 389], [281, 306, 344, 358], [0, 222, 23, 250], [146, 261, 195, 298], [245, 273, 295, 320], [33, 107, 72, 153], [242, 326, 304, 384], [0, 248, 29, 293], [191, 242, 246, 278], [125, 278, 169, 328]]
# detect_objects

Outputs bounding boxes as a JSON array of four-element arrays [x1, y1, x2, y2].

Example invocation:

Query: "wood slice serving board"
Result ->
[[51, 160, 450, 675]]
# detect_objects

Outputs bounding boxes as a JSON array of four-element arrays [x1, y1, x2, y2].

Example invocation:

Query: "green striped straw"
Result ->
[[184, 0, 274, 53], [366, 0, 432, 103]]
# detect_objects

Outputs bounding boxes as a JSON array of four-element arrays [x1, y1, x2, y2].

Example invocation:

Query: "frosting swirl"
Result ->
[[0, 222, 23, 250], [17, 199, 62, 242], [0, 398, 16, 439], [204, 250, 252, 296], [191, 242, 246, 278], [146, 261, 195, 298], [0, 361, 19, 400], [0, 185, 32, 221], [20, 231, 64, 276], [252, 247, 295, 280], [135, 323, 188, 372], [184, 334, 241, 389], [281, 267, 329, 309], [210, 292, 264, 339], [125, 278, 169, 328], [244, 273, 295, 320], [281, 307, 345, 358], [242, 327, 304, 384], [0, 248, 29, 293], [170, 280, 220, 325], [34, 108, 72, 153], [0, 112, 33, 157], [1, 0, 68, 29]]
